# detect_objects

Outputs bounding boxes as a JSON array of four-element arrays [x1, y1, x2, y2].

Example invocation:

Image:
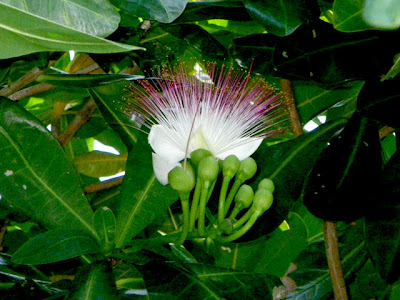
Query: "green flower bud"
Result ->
[[190, 148, 212, 165], [168, 163, 195, 193], [222, 155, 240, 179], [237, 157, 257, 182], [253, 189, 273, 215], [258, 178, 275, 193], [235, 184, 254, 209], [218, 218, 233, 234], [198, 156, 219, 183]]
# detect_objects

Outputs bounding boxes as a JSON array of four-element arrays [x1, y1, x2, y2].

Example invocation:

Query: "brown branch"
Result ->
[[281, 79, 303, 137], [0, 67, 45, 97], [8, 83, 56, 101], [58, 98, 97, 147], [0, 220, 9, 252], [83, 176, 124, 194], [324, 221, 348, 299], [51, 102, 67, 138]]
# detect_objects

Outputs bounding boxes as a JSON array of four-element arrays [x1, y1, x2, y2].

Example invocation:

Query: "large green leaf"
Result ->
[[0, 98, 99, 240], [246, 118, 347, 237], [110, 0, 188, 23], [365, 151, 400, 283], [73, 151, 127, 178], [243, 0, 304, 37], [0, 1, 143, 59], [12, 229, 98, 265], [114, 135, 178, 248], [330, 0, 374, 32], [214, 212, 307, 277], [0, 0, 120, 37], [94, 207, 116, 253], [70, 263, 117, 299]]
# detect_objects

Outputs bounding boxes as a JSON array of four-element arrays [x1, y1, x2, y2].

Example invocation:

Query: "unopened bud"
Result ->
[[235, 184, 254, 209], [198, 156, 219, 183], [258, 178, 275, 193], [168, 163, 195, 193], [223, 155, 240, 179], [252, 189, 273, 215], [237, 157, 257, 182], [190, 148, 212, 165]]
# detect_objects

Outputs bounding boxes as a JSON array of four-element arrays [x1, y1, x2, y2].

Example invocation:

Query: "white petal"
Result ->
[[152, 153, 180, 185], [214, 138, 263, 160], [148, 124, 186, 162]]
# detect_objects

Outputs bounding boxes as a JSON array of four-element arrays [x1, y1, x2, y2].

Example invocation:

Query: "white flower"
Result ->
[[127, 63, 286, 185]]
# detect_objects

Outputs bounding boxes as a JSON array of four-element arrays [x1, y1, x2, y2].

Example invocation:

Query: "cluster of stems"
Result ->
[[168, 149, 275, 245]]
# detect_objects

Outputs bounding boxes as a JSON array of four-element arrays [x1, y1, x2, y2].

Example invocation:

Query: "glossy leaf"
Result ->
[[113, 262, 147, 296], [214, 213, 308, 277], [303, 113, 382, 221], [114, 135, 178, 248], [382, 53, 400, 81], [0, 2, 143, 59], [365, 151, 400, 283], [330, 0, 373, 32], [73, 151, 127, 178], [243, 0, 304, 37], [37, 73, 145, 88], [247, 118, 347, 236], [0, 0, 120, 37], [0, 98, 99, 240], [71, 263, 116, 300], [94, 207, 116, 253], [90, 81, 139, 150], [110, 0, 188, 23], [363, 0, 400, 30], [12, 229, 98, 265]]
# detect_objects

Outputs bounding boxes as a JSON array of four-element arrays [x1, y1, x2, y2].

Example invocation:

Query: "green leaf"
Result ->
[[0, 98, 99, 240], [37, 73, 145, 88], [115, 135, 178, 248], [90, 81, 139, 150], [214, 212, 308, 277], [1, 0, 120, 37], [363, 0, 400, 30], [0, 1, 144, 59], [110, 0, 188, 23], [247, 118, 347, 236], [293, 80, 364, 124], [365, 151, 400, 283], [114, 262, 147, 295], [382, 53, 400, 81], [303, 113, 382, 220], [331, 0, 374, 32], [71, 263, 117, 300], [12, 229, 98, 265], [73, 151, 127, 178], [94, 207, 116, 253], [243, 0, 304, 36]]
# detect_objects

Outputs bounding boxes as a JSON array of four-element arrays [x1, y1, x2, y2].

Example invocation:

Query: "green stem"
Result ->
[[229, 205, 242, 220], [218, 177, 231, 224], [232, 208, 253, 229], [177, 195, 190, 245], [224, 179, 243, 216], [198, 181, 210, 236], [219, 213, 259, 243], [189, 177, 202, 232]]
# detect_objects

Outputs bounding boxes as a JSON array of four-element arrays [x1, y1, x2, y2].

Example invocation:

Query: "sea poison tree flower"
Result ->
[[126, 62, 286, 185]]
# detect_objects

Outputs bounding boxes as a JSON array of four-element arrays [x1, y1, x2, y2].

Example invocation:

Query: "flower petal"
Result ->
[[152, 153, 180, 185], [214, 138, 263, 161], [148, 124, 186, 162]]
